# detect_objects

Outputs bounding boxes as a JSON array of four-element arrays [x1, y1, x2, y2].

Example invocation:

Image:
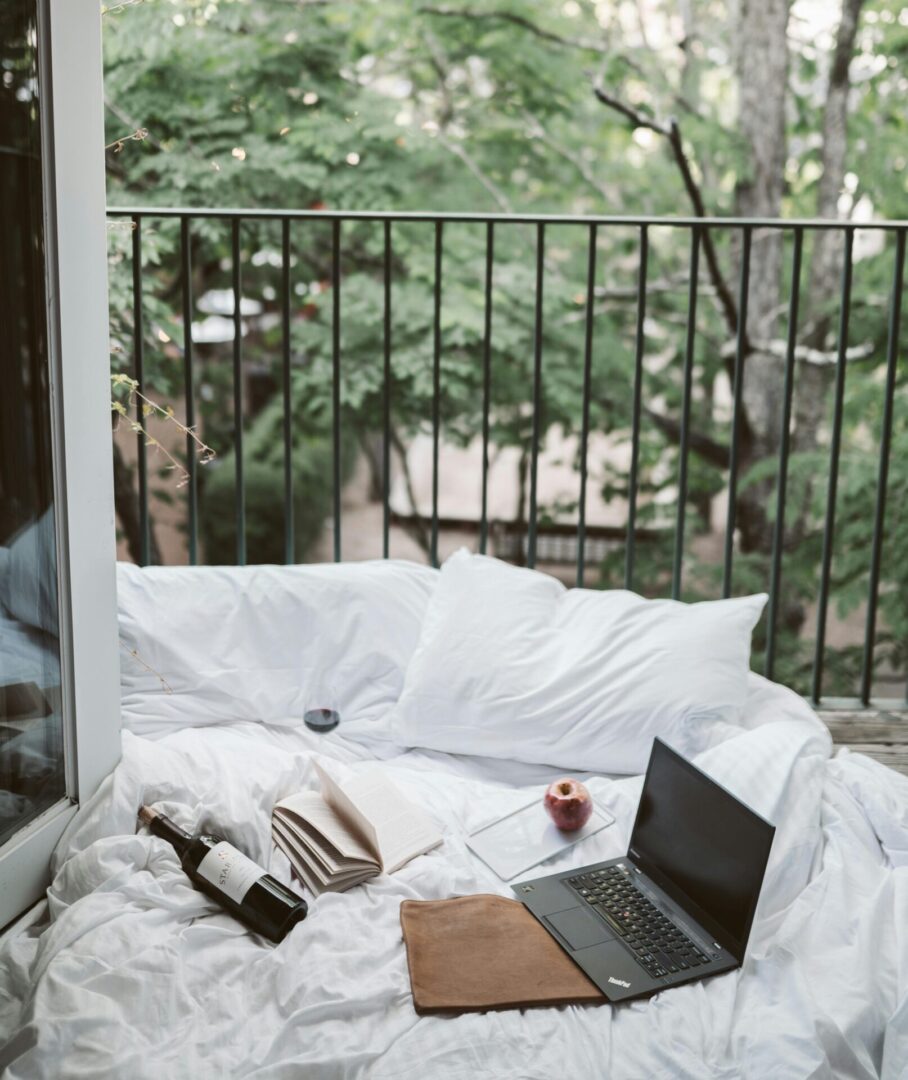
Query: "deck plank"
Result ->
[[816, 708, 908, 777]]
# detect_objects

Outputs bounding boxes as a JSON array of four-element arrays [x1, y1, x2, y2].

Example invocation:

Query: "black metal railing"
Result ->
[[107, 207, 907, 709]]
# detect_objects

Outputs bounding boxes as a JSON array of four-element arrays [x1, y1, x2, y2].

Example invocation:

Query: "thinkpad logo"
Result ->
[[608, 977, 631, 989]]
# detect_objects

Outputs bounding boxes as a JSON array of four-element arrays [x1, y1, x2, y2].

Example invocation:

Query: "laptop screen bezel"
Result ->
[[627, 738, 775, 961]]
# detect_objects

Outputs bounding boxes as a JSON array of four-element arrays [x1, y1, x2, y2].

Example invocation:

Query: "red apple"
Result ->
[[544, 777, 593, 832]]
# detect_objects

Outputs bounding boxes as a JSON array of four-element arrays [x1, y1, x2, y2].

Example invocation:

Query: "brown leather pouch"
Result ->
[[399, 894, 607, 1014]]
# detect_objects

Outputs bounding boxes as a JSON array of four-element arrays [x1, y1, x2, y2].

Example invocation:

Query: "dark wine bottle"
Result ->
[[138, 805, 307, 943]]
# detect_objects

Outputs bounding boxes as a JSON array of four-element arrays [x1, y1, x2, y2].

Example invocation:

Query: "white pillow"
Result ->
[[391, 550, 767, 774], [117, 560, 438, 735]]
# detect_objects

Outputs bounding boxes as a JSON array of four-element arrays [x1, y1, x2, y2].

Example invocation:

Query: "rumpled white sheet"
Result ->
[[1, 675, 906, 1079]]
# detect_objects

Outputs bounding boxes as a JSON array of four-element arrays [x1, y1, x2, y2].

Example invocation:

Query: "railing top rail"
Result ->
[[107, 206, 908, 231]]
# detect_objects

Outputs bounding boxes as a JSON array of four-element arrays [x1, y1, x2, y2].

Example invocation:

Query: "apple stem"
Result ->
[[559, 782, 572, 796]]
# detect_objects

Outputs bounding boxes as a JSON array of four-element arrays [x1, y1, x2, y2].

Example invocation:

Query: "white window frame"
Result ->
[[0, 0, 121, 929]]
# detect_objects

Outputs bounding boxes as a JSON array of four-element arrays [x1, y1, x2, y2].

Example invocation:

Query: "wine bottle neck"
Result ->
[[145, 810, 193, 856]]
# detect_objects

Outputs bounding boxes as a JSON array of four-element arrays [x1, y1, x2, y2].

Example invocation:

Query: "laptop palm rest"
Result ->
[[544, 907, 615, 951]]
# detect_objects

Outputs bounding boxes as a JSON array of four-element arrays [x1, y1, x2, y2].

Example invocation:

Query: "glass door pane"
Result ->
[[0, 0, 66, 848]]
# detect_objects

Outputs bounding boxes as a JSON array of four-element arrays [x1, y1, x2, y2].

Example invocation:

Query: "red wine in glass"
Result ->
[[303, 707, 340, 733], [304, 679, 340, 733]]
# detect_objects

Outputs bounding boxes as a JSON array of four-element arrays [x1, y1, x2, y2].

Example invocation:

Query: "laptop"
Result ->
[[512, 738, 775, 1003]]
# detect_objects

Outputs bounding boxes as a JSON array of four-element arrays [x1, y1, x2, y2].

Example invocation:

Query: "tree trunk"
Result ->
[[356, 429, 385, 503], [733, 0, 792, 555], [794, 0, 866, 455]]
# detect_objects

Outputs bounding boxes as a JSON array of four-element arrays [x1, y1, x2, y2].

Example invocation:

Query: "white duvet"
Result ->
[[1, 675, 907, 1079]]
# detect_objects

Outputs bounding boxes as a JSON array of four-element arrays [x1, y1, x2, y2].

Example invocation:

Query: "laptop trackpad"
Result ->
[[544, 907, 615, 951]]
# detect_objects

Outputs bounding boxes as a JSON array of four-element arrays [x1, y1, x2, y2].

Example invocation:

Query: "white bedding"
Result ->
[[1, 675, 907, 1079]]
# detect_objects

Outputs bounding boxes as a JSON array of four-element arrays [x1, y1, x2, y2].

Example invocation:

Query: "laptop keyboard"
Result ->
[[566, 865, 710, 980]]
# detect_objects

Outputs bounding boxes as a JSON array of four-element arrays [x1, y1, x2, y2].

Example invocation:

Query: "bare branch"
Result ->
[[421, 27, 456, 127], [105, 128, 149, 154], [663, 120, 740, 338], [592, 86, 668, 136], [560, 279, 719, 324], [524, 111, 612, 202], [101, 0, 147, 14], [592, 87, 741, 342], [643, 407, 730, 469], [111, 373, 216, 489], [597, 390, 731, 469], [120, 642, 173, 694], [436, 134, 513, 214], [105, 98, 166, 153], [419, 5, 610, 55], [720, 337, 875, 367]]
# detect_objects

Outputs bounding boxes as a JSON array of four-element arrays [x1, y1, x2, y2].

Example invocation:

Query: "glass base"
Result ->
[[303, 708, 340, 733]]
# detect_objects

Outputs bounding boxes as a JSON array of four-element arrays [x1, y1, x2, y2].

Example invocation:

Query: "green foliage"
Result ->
[[103, 0, 908, 697], [199, 396, 356, 565]]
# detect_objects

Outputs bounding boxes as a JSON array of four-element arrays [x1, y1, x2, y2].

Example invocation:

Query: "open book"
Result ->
[[272, 761, 442, 894]]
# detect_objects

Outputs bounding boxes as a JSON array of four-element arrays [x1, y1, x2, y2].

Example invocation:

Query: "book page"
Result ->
[[340, 769, 442, 874], [313, 761, 381, 857], [279, 815, 362, 878], [272, 822, 375, 895], [274, 788, 378, 866]]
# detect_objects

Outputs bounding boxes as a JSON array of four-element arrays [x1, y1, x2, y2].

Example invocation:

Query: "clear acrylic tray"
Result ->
[[466, 797, 615, 882]]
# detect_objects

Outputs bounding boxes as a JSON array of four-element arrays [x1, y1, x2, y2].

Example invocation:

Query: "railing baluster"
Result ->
[[625, 225, 648, 591], [811, 229, 854, 704], [722, 225, 752, 597], [281, 218, 293, 564], [231, 218, 246, 565], [332, 218, 342, 563], [577, 223, 597, 587], [860, 228, 906, 705], [180, 216, 198, 566], [382, 220, 392, 560], [132, 214, 150, 567], [765, 227, 804, 680], [673, 225, 701, 599], [479, 222, 494, 556], [107, 207, 908, 709], [527, 222, 545, 569], [431, 221, 443, 568]]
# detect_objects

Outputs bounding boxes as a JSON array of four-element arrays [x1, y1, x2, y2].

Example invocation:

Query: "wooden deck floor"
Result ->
[[818, 709, 908, 777]]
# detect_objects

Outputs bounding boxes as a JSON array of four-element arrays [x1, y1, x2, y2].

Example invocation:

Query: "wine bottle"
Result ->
[[138, 805, 307, 943]]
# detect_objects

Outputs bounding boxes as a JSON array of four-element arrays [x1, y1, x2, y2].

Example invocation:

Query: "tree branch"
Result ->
[[720, 336, 875, 367], [592, 87, 741, 342], [419, 5, 611, 56], [105, 98, 165, 153], [597, 392, 731, 470], [436, 134, 514, 214], [592, 85, 668, 136], [390, 427, 431, 556], [523, 110, 613, 203], [643, 407, 730, 469]]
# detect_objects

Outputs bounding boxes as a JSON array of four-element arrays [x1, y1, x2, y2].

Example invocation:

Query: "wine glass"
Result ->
[[303, 676, 340, 733]]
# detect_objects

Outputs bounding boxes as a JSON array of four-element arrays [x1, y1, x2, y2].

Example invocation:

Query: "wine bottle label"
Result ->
[[197, 842, 264, 905]]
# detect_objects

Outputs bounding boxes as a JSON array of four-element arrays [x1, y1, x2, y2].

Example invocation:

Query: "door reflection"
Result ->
[[0, 0, 66, 847]]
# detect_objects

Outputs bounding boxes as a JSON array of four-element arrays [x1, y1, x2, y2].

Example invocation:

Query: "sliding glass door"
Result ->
[[0, 0, 121, 929], [0, 0, 67, 851]]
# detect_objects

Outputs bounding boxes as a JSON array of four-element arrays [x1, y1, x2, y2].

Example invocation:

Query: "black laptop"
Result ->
[[512, 738, 775, 1003]]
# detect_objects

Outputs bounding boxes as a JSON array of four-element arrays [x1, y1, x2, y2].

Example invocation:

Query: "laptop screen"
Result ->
[[628, 739, 775, 956]]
